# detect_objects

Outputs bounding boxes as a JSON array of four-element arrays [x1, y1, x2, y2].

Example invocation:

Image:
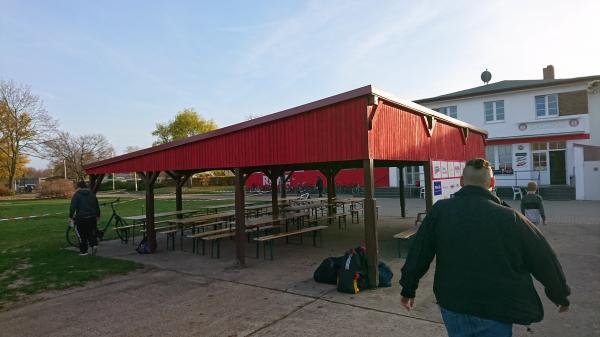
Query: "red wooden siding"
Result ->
[[245, 168, 390, 189], [87, 97, 369, 174], [369, 101, 486, 161]]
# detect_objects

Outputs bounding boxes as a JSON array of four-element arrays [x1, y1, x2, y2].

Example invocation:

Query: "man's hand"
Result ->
[[69, 219, 74, 228], [558, 305, 569, 313], [401, 296, 415, 311]]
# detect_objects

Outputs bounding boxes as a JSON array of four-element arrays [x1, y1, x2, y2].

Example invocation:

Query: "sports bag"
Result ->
[[136, 237, 150, 254], [314, 257, 342, 284], [378, 262, 393, 287], [337, 246, 369, 293]]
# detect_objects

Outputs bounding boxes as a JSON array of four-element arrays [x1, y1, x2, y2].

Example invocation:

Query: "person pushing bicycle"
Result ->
[[69, 181, 101, 256]]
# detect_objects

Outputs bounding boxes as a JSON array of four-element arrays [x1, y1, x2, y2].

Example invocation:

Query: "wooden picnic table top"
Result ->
[[283, 204, 322, 212], [244, 204, 273, 210], [168, 211, 236, 225], [201, 202, 255, 210], [122, 209, 200, 222]]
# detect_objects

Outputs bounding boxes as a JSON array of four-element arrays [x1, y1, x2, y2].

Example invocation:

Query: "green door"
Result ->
[[549, 150, 566, 185]]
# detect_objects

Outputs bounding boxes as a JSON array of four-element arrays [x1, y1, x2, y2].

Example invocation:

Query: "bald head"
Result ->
[[461, 158, 495, 190]]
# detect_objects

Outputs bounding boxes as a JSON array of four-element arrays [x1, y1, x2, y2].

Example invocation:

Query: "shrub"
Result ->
[[0, 185, 14, 196], [208, 176, 235, 186], [38, 179, 75, 199]]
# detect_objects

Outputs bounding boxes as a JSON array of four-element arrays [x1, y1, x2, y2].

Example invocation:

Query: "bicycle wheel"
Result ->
[[66, 226, 80, 248], [114, 218, 129, 242]]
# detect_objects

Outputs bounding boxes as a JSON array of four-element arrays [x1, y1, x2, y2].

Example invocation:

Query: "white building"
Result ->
[[393, 66, 600, 200]]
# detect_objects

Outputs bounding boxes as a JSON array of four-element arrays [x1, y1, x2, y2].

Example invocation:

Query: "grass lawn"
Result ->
[[0, 196, 244, 308]]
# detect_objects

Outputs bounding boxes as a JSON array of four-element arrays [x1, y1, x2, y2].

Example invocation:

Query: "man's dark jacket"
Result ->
[[400, 185, 570, 324], [69, 188, 100, 220]]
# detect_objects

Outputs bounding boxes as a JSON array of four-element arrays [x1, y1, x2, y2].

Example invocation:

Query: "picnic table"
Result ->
[[244, 204, 273, 217], [167, 211, 236, 250], [122, 209, 201, 223], [119, 209, 203, 244], [199, 202, 255, 214]]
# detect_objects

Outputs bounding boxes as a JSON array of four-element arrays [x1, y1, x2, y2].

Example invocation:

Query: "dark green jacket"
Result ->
[[69, 188, 100, 220], [400, 185, 570, 324]]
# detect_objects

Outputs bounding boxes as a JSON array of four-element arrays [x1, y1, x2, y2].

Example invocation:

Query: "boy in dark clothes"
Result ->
[[69, 181, 101, 256], [521, 181, 546, 226]]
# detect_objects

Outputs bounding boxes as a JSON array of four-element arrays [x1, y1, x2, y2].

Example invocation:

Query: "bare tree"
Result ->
[[0, 80, 58, 189], [44, 131, 115, 181]]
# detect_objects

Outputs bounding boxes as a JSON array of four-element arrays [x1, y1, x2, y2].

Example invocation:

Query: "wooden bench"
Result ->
[[325, 212, 350, 229], [254, 225, 328, 260], [115, 220, 171, 245], [158, 229, 178, 250], [393, 212, 426, 258]]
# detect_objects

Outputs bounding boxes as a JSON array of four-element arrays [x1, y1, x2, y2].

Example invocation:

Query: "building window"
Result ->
[[433, 106, 457, 118], [535, 94, 558, 117], [404, 166, 419, 186], [484, 100, 504, 122], [549, 141, 566, 150], [484, 145, 513, 174], [533, 152, 547, 171], [485, 147, 495, 169]]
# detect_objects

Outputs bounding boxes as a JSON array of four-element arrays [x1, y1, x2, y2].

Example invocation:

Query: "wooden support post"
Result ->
[[234, 168, 246, 267], [89, 174, 105, 193], [280, 173, 286, 199], [140, 171, 160, 253], [263, 169, 281, 221], [398, 166, 406, 218], [166, 171, 192, 219], [363, 159, 379, 288], [320, 167, 340, 223], [424, 161, 433, 211]]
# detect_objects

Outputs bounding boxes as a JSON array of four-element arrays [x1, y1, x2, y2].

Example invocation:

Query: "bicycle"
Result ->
[[66, 198, 129, 247]]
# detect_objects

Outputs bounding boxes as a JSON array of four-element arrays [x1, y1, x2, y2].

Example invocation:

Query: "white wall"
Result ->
[[588, 88, 600, 146], [583, 161, 600, 200], [422, 82, 593, 140]]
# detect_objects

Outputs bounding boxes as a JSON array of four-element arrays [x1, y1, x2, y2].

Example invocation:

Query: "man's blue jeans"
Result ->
[[440, 307, 512, 337]]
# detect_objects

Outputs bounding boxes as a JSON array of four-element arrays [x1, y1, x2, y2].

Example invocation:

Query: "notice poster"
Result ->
[[515, 152, 527, 169], [454, 162, 462, 177], [430, 160, 465, 204], [441, 162, 449, 178], [432, 161, 442, 179], [448, 162, 456, 178]]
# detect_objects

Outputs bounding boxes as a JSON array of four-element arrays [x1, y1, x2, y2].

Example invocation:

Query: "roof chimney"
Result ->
[[543, 65, 555, 80]]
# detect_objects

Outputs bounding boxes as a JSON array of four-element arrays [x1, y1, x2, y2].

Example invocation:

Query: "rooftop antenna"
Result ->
[[481, 69, 492, 85]]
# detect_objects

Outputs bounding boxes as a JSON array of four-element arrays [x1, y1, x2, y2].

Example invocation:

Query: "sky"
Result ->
[[1, 0, 599, 168]]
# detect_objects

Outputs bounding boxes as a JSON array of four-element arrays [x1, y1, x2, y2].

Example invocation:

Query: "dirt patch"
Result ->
[[6, 278, 32, 290]]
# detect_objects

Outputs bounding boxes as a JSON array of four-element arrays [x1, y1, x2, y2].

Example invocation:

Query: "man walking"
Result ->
[[400, 158, 570, 337], [69, 181, 101, 256]]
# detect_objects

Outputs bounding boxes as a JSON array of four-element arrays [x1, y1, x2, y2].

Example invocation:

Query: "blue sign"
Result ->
[[434, 181, 442, 196]]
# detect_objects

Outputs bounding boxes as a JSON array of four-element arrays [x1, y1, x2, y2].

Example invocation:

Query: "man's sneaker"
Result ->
[[91, 246, 98, 256], [79, 252, 88, 256]]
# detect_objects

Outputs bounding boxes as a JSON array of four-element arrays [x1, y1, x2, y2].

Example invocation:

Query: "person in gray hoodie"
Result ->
[[69, 181, 101, 256]]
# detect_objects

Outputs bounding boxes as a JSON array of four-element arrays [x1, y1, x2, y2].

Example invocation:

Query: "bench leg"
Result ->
[[256, 240, 260, 259], [202, 240, 206, 256], [397, 239, 402, 258]]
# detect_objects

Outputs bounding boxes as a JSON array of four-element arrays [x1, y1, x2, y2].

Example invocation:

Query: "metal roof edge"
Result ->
[[414, 75, 600, 104]]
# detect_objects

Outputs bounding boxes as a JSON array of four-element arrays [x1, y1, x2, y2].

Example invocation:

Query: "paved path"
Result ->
[[1, 197, 598, 337]]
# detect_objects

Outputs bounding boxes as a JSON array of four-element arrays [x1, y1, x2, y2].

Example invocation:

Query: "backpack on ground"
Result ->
[[314, 257, 342, 284], [378, 261, 393, 287], [337, 246, 369, 294], [136, 237, 150, 254]]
